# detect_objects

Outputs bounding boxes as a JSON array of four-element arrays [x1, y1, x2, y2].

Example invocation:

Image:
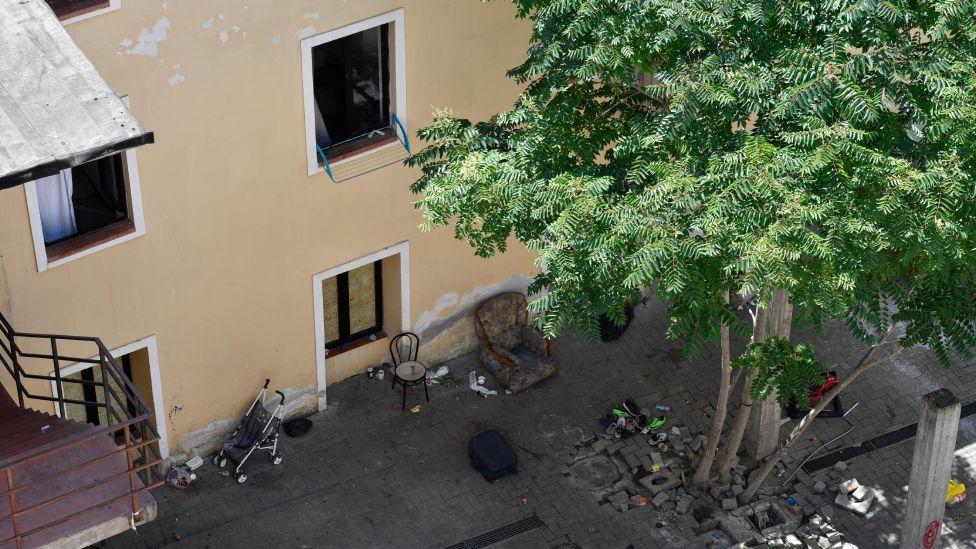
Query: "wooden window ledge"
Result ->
[[325, 331, 386, 358], [46, 219, 135, 262], [320, 128, 399, 164], [47, 0, 111, 21]]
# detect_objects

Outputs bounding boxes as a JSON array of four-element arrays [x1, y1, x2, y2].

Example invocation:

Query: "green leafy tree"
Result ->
[[408, 0, 976, 500]]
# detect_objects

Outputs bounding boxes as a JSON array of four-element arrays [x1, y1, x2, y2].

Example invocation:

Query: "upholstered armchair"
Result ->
[[474, 292, 556, 394]]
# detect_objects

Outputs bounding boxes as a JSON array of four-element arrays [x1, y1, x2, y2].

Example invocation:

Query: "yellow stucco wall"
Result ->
[[0, 0, 535, 460]]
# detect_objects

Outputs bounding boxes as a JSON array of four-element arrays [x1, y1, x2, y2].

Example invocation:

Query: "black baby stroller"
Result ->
[[213, 379, 285, 483]]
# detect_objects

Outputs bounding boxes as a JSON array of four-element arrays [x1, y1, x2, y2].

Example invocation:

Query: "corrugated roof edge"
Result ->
[[0, 131, 154, 191]]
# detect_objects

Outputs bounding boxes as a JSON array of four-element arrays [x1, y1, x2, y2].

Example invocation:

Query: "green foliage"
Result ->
[[408, 0, 976, 363], [734, 338, 824, 407]]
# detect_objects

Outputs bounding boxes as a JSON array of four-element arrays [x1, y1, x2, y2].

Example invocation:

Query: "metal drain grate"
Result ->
[[445, 515, 545, 549], [803, 398, 976, 473]]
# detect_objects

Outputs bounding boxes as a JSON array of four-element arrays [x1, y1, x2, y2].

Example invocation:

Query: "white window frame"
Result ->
[[60, 0, 122, 25], [50, 335, 169, 459], [312, 241, 410, 410], [300, 8, 408, 177], [24, 96, 147, 272]]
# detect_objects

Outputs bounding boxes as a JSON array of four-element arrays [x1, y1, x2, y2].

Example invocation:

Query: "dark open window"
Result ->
[[66, 154, 129, 238], [36, 152, 135, 261], [45, 0, 110, 20], [312, 24, 393, 160], [322, 261, 384, 350]]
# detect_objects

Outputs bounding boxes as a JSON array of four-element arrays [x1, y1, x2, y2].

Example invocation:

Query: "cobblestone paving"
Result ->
[[106, 298, 976, 548]]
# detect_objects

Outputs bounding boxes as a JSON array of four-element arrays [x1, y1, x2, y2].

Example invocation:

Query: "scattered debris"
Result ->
[[165, 466, 195, 489], [545, 397, 858, 547], [426, 365, 450, 384], [639, 471, 681, 494], [410, 405, 421, 413], [468, 371, 497, 397], [948, 479, 967, 505], [834, 478, 877, 515]]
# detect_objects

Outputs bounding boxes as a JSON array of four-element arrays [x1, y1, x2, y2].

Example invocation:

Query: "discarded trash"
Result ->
[[40, 424, 50, 432], [655, 404, 671, 412], [284, 417, 313, 437], [427, 365, 449, 381], [948, 479, 967, 505], [185, 456, 204, 471], [834, 478, 877, 515], [165, 466, 194, 489], [376, 369, 385, 381], [410, 405, 421, 413], [865, 500, 881, 519], [469, 371, 497, 397], [602, 398, 666, 438], [367, 367, 375, 378]]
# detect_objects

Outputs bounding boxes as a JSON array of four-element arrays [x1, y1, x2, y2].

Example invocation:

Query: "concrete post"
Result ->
[[901, 388, 961, 549], [746, 289, 792, 460]]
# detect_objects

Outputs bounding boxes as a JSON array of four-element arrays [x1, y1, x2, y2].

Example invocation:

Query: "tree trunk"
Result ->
[[746, 290, 794, 459], [738, 326, 903, 504], [716, 371, 754, 485], [692, 291, 732, 488], [715, 289, 793, 484], [715, 304, 767, 485]]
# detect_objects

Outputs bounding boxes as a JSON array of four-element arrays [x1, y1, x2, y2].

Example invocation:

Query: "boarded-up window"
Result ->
[[45, 0, 111, 20], [321, 261, 383, 350]]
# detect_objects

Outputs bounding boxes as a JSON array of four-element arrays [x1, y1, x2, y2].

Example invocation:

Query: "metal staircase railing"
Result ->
[[0, 310, 163, 549]]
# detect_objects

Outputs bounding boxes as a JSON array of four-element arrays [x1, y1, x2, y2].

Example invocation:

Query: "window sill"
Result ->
[[325, 331, 387, 358], [311, 135, 409, 183], [55, 1, 120, 24], [45, 219, 136, 264], [320, 128, 400, 165]]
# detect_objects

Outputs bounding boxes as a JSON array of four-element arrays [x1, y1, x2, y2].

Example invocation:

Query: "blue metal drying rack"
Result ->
[[316, 113, 411, 183]]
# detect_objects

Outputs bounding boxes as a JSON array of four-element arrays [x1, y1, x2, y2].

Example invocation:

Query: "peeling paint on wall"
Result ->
[[415, 274, 534, 338], [218, 30, 229, 43], [295, 26, 316, 40], [414, 274, 534, 364], [122, 18, 171, 57], [201, 16, 214, 29], [168, 385, 317, 463], [303, 12, 320, 20], [168, 73, 185, 86]]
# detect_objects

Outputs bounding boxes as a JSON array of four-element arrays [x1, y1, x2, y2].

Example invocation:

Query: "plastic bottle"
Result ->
[[656, 404, 671, 412]]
